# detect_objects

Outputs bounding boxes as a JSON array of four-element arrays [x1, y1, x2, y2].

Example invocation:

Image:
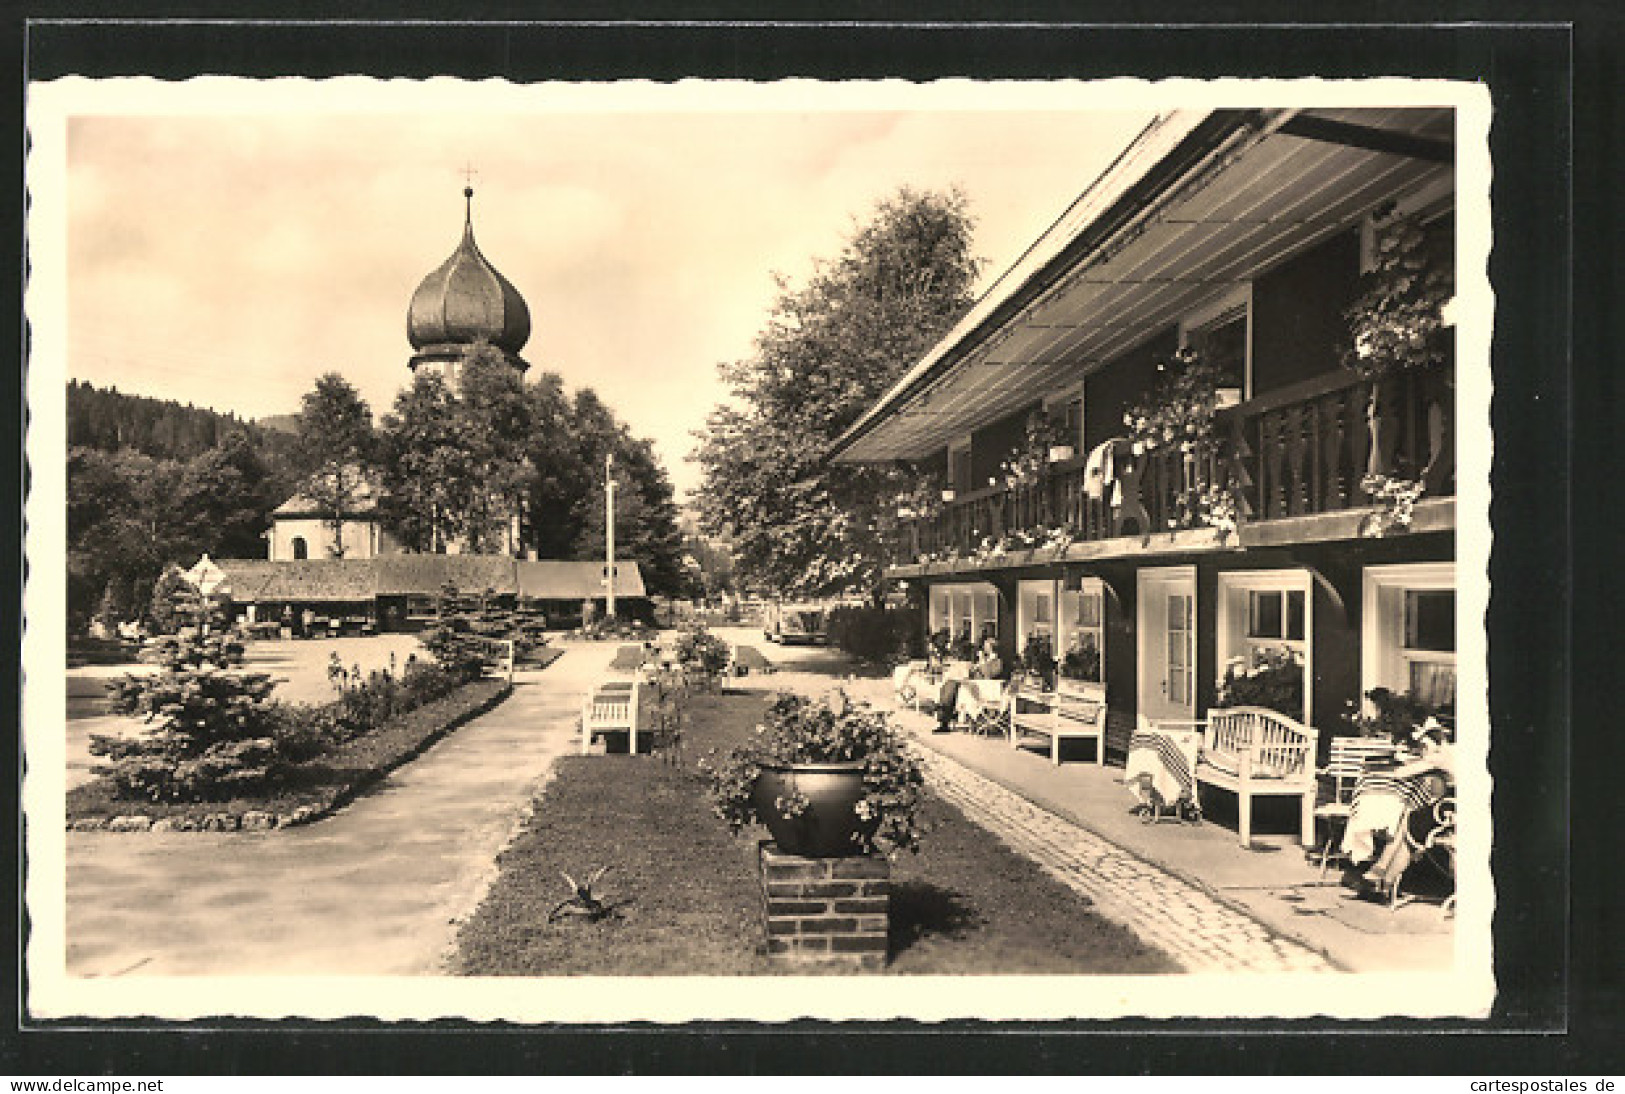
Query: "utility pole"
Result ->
[[605, 452, 617, 621]]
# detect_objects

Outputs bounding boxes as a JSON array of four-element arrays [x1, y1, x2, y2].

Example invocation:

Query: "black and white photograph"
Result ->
[[22, 73, 1496, 1024]]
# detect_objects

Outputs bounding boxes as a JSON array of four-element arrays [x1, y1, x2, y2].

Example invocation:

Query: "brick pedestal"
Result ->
[[758, 841, 891, 971]]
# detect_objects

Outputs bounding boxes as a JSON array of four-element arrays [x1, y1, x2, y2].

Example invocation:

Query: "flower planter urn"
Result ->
[[752, 760, 879, 857]]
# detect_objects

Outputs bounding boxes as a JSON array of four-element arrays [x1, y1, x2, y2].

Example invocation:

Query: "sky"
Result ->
[[62, 83, 1155, 501]]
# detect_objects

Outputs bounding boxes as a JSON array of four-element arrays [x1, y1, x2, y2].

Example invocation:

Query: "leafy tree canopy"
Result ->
[[693, 186, 981, 598]]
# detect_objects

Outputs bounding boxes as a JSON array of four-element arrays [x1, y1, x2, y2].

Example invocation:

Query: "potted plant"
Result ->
[[947, 630, 977, 664], [1123, 347, 1240, 531], [1017, 632, 1057, 692], [1059, 639, 1102, 687], [1001, 409, 1071, 486], [1214, 646, 1305, 721], [1340, 686, 1452, 746], [1341, 203, 1454, 495], [706, 690, 925, 857]]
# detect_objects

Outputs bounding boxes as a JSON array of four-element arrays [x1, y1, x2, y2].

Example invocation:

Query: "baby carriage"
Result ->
[[1124, 725, 1204, 824]]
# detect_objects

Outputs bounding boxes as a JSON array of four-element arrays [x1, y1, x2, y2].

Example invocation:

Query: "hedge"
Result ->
[[826, 603, 925, 666]]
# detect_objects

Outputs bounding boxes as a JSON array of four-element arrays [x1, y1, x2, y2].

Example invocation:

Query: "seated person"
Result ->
[[936, 635, 1006, 732], [1358, 718, 1455, 898]]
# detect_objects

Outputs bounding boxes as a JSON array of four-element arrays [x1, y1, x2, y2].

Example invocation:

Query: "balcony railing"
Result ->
[[893, 364, 1454, 566]]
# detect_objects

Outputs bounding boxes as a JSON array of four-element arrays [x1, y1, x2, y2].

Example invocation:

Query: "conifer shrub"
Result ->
[[93, 629, 281, 802]]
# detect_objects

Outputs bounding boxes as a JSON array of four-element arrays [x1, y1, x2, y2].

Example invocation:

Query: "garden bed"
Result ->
[[66, 677, 512, 832], [453, 689, 1174, 975]]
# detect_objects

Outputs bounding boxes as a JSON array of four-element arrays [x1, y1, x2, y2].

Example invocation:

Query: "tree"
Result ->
[[575, 432, 687, 597], [291, 373, 376, 558], [379, 346, 536, 555], [693, 186, 981, 598], [453, 344, 535, 553], [93, 629, 280, 802], [171, 432, 280, 559], [148, 565, 204, 635], [519, 372, 588, 560], [378, 371, 471, 552]]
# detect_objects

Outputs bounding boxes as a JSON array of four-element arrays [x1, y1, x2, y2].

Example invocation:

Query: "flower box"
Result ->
[[1047, 445, 1076, 463], [1215, 386, 1243, 408]]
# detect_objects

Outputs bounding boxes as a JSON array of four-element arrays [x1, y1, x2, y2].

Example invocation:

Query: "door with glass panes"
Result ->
[[1137, 567, 1197, 728]]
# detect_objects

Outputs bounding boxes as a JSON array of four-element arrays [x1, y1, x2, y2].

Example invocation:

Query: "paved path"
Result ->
[[917, 748, 1334, 974], [65, 641, 614, 977]]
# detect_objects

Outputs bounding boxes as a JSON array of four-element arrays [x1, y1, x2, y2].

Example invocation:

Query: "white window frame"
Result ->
[[1215, 568, 1313, 725], [1361, 562, 1457, 713], [1178, 283, 1253, 400], [1059, 576, 1106, 684], [1016, 578, 1058, 654], [929, 582, 999, 651]]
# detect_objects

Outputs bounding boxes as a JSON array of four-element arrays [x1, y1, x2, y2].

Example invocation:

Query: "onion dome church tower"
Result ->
[[406, 186, 531, 391]]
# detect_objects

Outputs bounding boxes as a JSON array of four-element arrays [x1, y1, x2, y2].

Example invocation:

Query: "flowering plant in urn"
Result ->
[[706, 689, 925, 856]]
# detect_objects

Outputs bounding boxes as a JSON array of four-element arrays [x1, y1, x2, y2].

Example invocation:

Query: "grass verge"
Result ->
[[453, 687, 1174, 975], [67, 677, 512, 829]]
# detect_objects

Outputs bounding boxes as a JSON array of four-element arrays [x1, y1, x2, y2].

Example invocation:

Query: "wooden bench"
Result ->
[[580, 680, 640, 755], [1189, 706, 1319, 847], [1008, 678, 1107, 765]]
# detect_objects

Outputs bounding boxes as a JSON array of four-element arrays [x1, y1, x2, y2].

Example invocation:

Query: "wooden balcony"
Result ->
[[891, 364, 1454, 570]]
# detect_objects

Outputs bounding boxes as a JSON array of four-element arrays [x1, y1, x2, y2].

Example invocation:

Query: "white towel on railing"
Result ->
[[1084, 438, 1119, 501]]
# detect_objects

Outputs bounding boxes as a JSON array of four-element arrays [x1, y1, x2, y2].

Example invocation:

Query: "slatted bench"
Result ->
[[1190, 706, 1319, 847], [1008, 678, 1107, 765], [580, 680, 640, 755]]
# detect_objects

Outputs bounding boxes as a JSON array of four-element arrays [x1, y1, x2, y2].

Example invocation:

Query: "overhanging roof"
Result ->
[[830, 106, 1454, 463]]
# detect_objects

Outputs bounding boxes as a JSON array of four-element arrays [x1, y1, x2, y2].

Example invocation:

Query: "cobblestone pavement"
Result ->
[[916, 747, 1336, 974]]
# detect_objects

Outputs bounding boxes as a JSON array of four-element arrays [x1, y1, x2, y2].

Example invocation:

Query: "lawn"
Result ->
[[453, 688, 1175, 975]]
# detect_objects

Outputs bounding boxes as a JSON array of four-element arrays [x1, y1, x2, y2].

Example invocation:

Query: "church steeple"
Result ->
[[405, 185, 532, 384]]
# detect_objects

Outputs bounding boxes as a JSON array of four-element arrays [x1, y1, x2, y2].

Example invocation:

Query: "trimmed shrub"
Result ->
[[827, 603, 925, 666]]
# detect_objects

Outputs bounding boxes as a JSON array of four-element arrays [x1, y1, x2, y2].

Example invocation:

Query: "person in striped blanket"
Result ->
[[1355, 718, 1455, 898]]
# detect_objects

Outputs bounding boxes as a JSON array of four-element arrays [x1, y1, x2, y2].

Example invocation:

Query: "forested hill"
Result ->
[[67, 379, 294, 461]]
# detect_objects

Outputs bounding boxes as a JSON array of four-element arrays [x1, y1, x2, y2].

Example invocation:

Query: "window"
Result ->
[[1166, 593, 1193, 706], [929, 583, 998, 651], [1246, 588, 1306, 662], [1017, 579, 1057, 664], [1180, 286, 1252, 397], [1216, 570, 1313, 723], [291, 536, 308, 560], [1363, 563, 1457, 720], [1403, 589, 1457, 711], [1059, 579, 1105, 682]]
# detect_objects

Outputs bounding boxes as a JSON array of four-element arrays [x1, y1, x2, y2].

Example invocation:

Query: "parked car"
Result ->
[[765, 603, 829, 646]]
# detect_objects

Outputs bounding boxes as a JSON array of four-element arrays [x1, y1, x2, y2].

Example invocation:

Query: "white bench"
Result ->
[[1188, 706, 1319, 847], [1008, 678, 1107, 765], [580, 680, 640, 755]]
